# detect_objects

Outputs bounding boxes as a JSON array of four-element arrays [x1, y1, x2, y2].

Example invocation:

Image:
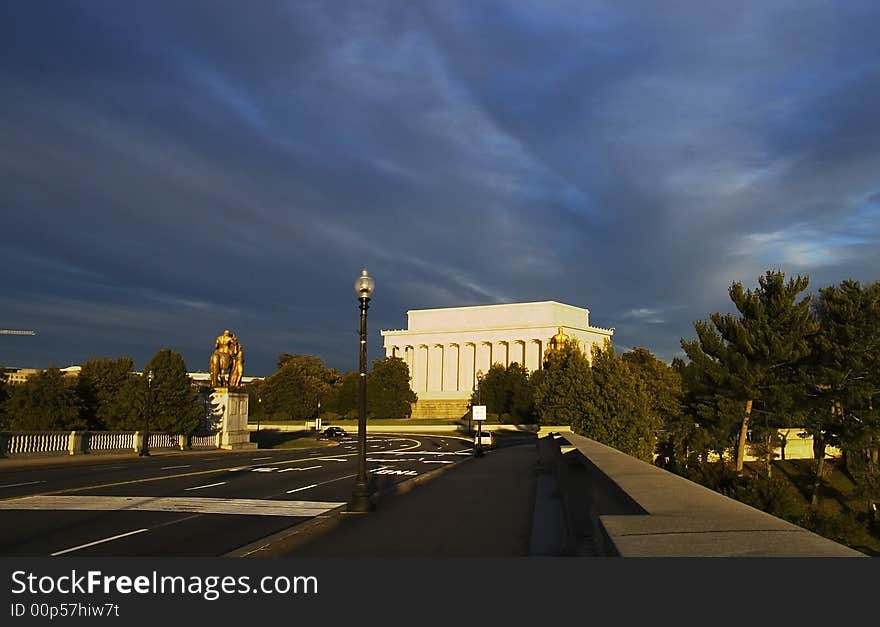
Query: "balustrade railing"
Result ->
[[0, 430, 220, 458], [5, 432, 70, 456], [86, 431, 135, 453]]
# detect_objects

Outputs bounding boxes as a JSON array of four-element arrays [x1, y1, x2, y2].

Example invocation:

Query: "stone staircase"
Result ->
[[410, 399, 471, 420]]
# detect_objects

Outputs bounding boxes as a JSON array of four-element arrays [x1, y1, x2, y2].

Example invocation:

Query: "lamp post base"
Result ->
[[349, 483, 372, 512]]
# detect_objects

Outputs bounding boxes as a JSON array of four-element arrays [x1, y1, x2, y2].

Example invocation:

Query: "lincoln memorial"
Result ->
[[381, 301, 614, 418]]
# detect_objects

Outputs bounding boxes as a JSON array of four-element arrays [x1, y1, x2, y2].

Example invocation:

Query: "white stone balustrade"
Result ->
[[0, 430, 220, 458], [87, 432, 135, 453], [191, 434, 218, 449], [5, 432, 70, 455]]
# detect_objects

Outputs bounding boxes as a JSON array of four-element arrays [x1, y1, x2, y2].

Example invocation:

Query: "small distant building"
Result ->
[[381, 301, 614, 419], [3, 366, 80, 385], [3, 366, 261, 387]]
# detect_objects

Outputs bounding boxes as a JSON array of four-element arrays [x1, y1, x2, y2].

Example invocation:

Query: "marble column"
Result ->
[[527, 339, 542, 372], [462, 342, 476, 393], [428, 344, 444, 392], [414, 344, 429, 392], [510, 340, 526, 366], [477, 341, 492, 378], [494, 341, 509, 368], [444, 343, 460, 392]]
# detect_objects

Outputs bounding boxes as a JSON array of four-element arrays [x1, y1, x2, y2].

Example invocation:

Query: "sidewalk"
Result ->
[[0, 448, 237, 474], [246, 437, 567, 557]]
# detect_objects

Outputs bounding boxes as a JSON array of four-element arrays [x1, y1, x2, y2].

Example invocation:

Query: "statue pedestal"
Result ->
[[210, 388, 256, 450]]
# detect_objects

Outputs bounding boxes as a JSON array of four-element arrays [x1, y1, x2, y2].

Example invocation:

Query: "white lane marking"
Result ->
[[0, 480, 44, 489], [251, 467, 277, 472], [382, 450, 466, 456], [3, 496, 345, 518], [51, 528, 149, 556], [184, 481, 227, 491], [286, 484, 318, 494], [161, 465, 191, 470], [317, 458, 348, 462], [366, 458, 405, 463], [252, 457, 273, 461], [422, 460, 453, 464], [278, 466, 322, 473], [283, 473, 357, 495]]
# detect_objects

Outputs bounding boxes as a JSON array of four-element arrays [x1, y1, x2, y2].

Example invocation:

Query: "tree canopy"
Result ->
[[4, 368, 83, 431], [142, 348, 203, 435]]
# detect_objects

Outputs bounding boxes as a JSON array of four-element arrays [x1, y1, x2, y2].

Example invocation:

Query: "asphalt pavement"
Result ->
[[267, 436, 548, 557]]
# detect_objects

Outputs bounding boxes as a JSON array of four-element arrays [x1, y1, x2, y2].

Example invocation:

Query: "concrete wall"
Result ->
[[556, 431, 865, 557]]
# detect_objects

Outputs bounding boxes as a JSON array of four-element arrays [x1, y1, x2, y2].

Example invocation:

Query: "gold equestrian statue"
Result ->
[[210, 329, 244, 388]]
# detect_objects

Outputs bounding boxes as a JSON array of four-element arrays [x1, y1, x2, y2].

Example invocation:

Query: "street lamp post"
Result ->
[[139, 370, 153, 457], [349, 268, 374, 512], [475, 371, 484, 457], [256, 396, 262, 445]]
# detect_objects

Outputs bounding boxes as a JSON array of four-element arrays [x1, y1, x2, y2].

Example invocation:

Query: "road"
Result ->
[[0, 434, 471, 556]]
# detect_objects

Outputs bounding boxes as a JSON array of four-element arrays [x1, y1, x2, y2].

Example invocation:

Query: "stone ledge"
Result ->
[[558, 431, 865, 557]]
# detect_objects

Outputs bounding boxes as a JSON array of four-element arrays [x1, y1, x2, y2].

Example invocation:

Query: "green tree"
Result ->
[[533, 340, 592, 426], [803, 280, 880, 506], [474, 363, 509, 417], [367, 357, 417, 419], [77, 357, 137, 430], [335, 371, 360, 419], [578, 343, 658, 462], [472, 362, 535, 422], [5, 368, 83, 431], [142, 349, 202, 434], [0, 371, 9, 430], [623, 348, 686, 468], [261, 354, 337, 421], [681, 270, 816, 476]]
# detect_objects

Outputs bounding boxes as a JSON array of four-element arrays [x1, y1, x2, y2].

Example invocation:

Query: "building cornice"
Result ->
[[381, 324, 613, 337]]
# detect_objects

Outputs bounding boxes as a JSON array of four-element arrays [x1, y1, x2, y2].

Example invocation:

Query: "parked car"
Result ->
[[319, 426, 348, 440], [473, 430, 495, 449]]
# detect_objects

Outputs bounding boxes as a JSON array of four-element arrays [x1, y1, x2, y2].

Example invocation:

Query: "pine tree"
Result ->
[[681, 270, 817, 475], [142, 349, 202, 435], [804, 280, 880, 506], [77, 357, 137, 430]]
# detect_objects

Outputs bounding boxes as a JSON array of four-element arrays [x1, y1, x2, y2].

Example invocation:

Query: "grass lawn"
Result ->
[[250, 430, 338, 450]]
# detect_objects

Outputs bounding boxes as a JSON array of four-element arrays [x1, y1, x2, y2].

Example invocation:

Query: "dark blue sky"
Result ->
[[2, 1, 879, 377]]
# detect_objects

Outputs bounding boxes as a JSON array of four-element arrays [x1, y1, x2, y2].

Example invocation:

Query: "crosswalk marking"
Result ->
[[0, 495, 346, 517]]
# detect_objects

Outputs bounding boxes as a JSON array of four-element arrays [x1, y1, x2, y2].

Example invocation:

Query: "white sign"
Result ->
[[472, 405, 487, 421]]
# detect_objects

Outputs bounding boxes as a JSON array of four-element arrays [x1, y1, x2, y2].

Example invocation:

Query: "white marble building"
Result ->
[[381, 301, 614, 418]]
